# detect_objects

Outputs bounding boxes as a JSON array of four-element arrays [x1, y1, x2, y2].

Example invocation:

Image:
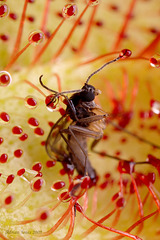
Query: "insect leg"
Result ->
[[91, 133, 154, 168], [78, 114, 107, 124], [108, 120, 160, 149], [91, 139, 130, 162]]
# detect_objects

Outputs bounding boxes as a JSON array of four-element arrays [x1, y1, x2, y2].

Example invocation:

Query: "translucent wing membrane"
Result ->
[[45, 115, 70, 161]]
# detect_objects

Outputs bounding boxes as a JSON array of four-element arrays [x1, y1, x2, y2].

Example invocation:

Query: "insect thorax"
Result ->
[[66, 84, 97, 124]]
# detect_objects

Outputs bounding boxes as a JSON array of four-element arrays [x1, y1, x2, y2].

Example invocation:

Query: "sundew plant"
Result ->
[[0, 0, 160, 240]]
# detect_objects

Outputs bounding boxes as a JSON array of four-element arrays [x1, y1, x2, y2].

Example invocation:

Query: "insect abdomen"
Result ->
[[68, 133, 96, 180]]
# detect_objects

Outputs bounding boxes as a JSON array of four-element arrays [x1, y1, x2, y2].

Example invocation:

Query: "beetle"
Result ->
[[40, 52, 129, 182]]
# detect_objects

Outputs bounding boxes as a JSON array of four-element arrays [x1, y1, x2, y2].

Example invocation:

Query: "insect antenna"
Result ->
[[39, 75, 58, 94], [86, 49, 132, 84], [39, 75, 83, 96]]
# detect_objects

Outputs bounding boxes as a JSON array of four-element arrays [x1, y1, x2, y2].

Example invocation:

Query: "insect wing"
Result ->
[[45, 115, 69, 160], [88, 107, 106, 133]]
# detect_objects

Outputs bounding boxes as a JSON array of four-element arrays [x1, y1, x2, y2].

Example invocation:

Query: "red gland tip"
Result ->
[[87, 0, 100, 6], [25, 96, 37, 108], [35, 172, 43, 177], [17, 168, 25, 176], [116, 197, 125, 208], [81, 176, 91, 189], [5, 195, 14, 205], [31, 178, 44, 192], [0, 112, 10, 123], [12, 126, 23, 135], [32, 162, 42, 172], [14, 149, 23, 158], [9, 12, 18, 20], [52, 180, 66, 190], [28, 117, 39, 127], [59, 191, 71, 202], [0, 3, 9, 18], [46, 160, 56, 168], [45, 94, 58, 111], [6, 174, 15, 184], [0, 153, 8, 163], [39, 211, 49, 221], [75, 203, 83, 213], [150, 56, 160, 68], [28, 30, 45, 45], [119, 49, 132, 58], [0, 71, 12, 87], [62, 4, 78, 19], [150, 57, 157, 64]]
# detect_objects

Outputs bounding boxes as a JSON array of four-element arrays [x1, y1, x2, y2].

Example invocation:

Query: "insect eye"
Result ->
[[81, 91, 95, 102]]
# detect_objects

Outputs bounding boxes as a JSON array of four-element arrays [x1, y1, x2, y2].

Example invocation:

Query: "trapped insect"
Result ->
[[40, 50, 132, 183]]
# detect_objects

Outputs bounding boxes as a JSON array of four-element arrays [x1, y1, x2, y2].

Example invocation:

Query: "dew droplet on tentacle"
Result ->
[[0, 137, 4, 145], [99, 180, 108, 190], [112, 192, 120, 202], [94, 20, 104, 27], [17, 168, 25, 176], [34, 127, 44, 136], [51, 180, 66, 191], [150, 54, 160, 68], [28, 0, 35, 3], [28, 117, 39, 127], [68, 178, 86, 198], [28, 30, 45, 46], [6, 174, 15, 184], [46, 160, 56, 168], [45, 94, 58, 112], [19, 133, 28, 141], [81, 176, 91, 189], [26, 15, 35, 22], [37, 208, 50, 222], [35, 172, 43, 177], [116, 197, 126, 208], [0, 3, 9, 18], [0, 112, 10, 124], [32, 162, 42, 172], [59, 107, 66, 116], [62, 4, 78, 19], [5, 30, 45, 70], [0, 153, 8, 163], [1, 192, 14, 208], [0, 34, 9, 41], [118, 161, 135, 174], [4, 194, 14, 206], [48, 121, 54, 127], [0, 71, 12, 87], [58, 190, 71, 203], [9, 12, 18, 20], [109, 4, 119, 11], [25, 95, 38, 109], [119, 49, 132, 59], [30, 177, 45, 192], [41, 141, 45, 146], [150, 99, 160, 114], [86, 0, 100, 7], [12, 126, 23, 135], [14, 149, 23, 158]]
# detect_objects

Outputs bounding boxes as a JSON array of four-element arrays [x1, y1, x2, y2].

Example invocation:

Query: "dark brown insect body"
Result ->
[[65, 83, 106, 180], [44, 81, 106, 181], [40, 53, 127, 182]]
